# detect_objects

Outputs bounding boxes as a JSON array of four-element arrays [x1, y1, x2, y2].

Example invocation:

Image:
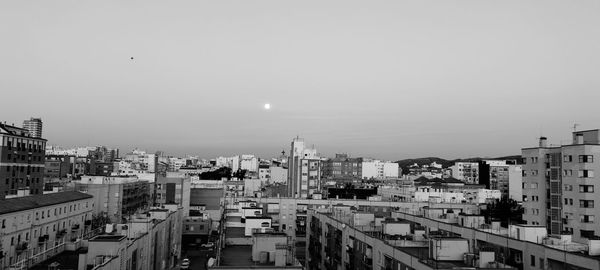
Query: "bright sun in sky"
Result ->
[[264, 103, 271, 110]]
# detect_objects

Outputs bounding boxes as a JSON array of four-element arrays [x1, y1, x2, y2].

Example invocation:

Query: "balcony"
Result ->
[[71, 224, 80, 231], [57, 229, 67, 237], [85, 220, 92, 226], [38, 235, 49, 245], [16, 242, 28, 253]]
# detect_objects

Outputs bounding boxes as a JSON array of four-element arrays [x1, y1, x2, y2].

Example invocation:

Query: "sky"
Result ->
[[1, 1, 599, 160]]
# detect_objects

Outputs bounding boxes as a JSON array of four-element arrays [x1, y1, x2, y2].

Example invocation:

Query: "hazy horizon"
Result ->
[[2, 0, 599, 160]]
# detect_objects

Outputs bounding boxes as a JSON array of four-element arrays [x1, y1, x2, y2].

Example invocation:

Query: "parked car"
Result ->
[[201, 242, 215, 249], [181, 258, 190, 269]]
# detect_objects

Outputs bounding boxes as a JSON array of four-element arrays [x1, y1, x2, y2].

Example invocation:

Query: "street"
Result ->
[[180, 247, 214, 270]]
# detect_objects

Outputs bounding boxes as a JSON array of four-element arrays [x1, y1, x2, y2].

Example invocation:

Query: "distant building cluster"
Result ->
[[1, 116, 600, 270]]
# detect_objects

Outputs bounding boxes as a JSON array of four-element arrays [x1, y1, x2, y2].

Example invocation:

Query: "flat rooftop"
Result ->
[[220, 246, 261, 267], [89, 234, 126, 242], [398, 247, 473, 268], [226, 227, 246, 238]]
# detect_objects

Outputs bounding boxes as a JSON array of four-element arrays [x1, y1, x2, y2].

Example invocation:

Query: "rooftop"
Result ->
[[89, 234, 126, 242], [0, 192, 92, 215], [226, 227, 246, 238], [220, 246, 266, 267]]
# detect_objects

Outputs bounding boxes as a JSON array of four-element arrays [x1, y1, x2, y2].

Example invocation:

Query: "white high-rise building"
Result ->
[[287, 138, 321, 198]]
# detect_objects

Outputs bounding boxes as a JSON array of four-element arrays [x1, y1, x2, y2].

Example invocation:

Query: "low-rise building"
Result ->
[[31, 204, 183, 270]]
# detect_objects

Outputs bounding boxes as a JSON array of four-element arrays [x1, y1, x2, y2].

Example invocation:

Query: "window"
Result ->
[[580, 200, 594, 208], [531, 157, 538, 163], [580, 215, 594, 223], [564, 185, 573, 191], [530, 183, 538, 189], [580, 185, 594, 193], [564, 155, 573, 162], [531, 255, 536, 267], [581, 230, 596, 239], [579, 155, 594, 163], [578, 170, 594, 178]]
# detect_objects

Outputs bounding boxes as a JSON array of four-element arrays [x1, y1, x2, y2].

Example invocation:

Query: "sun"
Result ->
[[264, 103, 271, 110]]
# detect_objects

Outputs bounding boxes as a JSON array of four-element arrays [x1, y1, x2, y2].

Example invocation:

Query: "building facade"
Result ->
[[361, 159, 399, 179], [44, 155, 72, 179], [0, 191, 94, 269], [72, 176, 151, 223], [287, 138, 321, 198], [155, 173, 191, 216], [322, 154, 363, 180], [22, 118, 42, 138], [523, 131, 600, 243], [0, 123, 47, 199], [451, 162, 479, 184]]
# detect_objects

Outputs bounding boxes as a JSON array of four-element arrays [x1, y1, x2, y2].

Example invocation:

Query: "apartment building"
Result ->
[[44, 155, 72, 179], [361, 159, 399, 179], [451, 162, 479, 184], [522, 131, 600, 243], [155, 173, 191, 215], [0, 191, 94, 269], [22, 118, 43, 138], [478, 160, 523, 200], [0, 123, 47, 199], [322, 154, 363, 179], [287, 138, 321, 198], [72, 176, 151, 223], [31, 204, 183, 270]]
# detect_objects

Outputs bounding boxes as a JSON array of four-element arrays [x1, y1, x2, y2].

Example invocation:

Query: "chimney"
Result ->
[[539, 137, 547, 148], [576, 133, 584, 145]]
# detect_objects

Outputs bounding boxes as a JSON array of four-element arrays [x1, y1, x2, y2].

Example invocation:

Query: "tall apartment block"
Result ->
[[22, 117, 42, 138], [0, 123, 46, 199], [287, 137, 321, 198], [522, 130, 600, 243]]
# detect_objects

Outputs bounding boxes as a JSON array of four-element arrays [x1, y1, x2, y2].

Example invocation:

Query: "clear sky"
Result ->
[[1, 1, 599, 160]]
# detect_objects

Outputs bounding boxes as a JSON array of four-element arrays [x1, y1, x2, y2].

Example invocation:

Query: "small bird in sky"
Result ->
[[130, 57, 134, 60]]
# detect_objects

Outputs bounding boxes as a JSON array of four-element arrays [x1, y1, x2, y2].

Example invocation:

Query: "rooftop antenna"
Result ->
[[573, 123, 579, 132]]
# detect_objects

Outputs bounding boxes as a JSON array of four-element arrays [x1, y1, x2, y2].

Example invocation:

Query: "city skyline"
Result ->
[[2, 0, 599, 160]]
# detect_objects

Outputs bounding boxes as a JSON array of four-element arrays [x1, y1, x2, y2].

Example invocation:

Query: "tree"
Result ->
[[199, 167, 232, 180], [233, 169, 248, 180], [481, 198, 524, 227]]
